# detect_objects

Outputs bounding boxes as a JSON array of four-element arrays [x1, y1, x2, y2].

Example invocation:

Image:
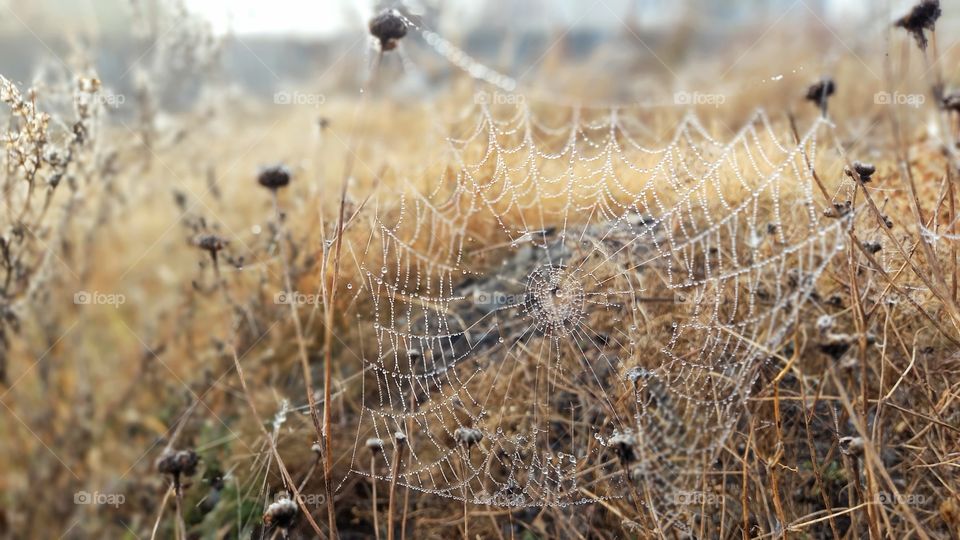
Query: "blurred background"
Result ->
[[4, 0, 958, 113]]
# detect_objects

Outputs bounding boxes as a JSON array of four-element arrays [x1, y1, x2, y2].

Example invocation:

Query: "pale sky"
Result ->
[[178, 0, 895, 37], [182, 0, 375, 37]]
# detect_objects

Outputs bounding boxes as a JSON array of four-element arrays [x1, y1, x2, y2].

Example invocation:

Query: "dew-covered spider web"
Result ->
[[347, 96, 852, 511]]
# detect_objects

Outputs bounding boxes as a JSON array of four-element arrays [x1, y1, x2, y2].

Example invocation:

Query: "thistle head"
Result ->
[[369, 9, 407, 51]]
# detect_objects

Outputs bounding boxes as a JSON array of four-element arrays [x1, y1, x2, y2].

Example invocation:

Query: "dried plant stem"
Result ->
[[798, 376, 841, 540], [387, 441, 405, 540], [845, 186, 881, 539], [950, 173, 957, 303], [371, 455, 381, 540], [830, 139, 960, 332], [824, 365, 929, 539], [271, 191, 337, 538], [459, 453, 469, 540], [173, 480, 187, 540], [229, 345, 326, 537], [740, 423, 752, 540], [149, 485, 174, 540], [316, 173, 350, 540], [401, 391, 414, 540], [881, 38, 960, 326], [769, 384, 788, 532]]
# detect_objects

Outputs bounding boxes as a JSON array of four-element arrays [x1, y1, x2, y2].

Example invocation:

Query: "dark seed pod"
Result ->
[[624, 366, 650, 385], [454, 427, 483, 448], [369, 9, 407, 51], [839, 436, 865, 457], [608, 431, 637, 464], [194, 234, 227, 254], [895, 0, 941, 50], [257, 164, 292, 190], [861, 241, 882, 254], [263, 496, 298, 530], [943, 92, 960, 113], [365, 437, 385, 453], [156, 449, 200, 478], [805, 78, 835, 116], [854, 161, 875, 181]]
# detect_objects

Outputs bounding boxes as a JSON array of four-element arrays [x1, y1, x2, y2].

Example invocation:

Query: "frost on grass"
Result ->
[[348, 99, 851, 510]]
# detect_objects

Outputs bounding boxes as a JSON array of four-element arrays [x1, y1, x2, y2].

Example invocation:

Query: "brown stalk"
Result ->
[[371, 454, 381, 540], [824, 364, 930, 539], [229, 345, 326, 537], [270, 189, 336, 537], [845, 185, 881, 539], [387, 437, 406, 540]]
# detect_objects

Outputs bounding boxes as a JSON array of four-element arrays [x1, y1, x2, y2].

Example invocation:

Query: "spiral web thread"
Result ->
[[347, 98, 851, 512]]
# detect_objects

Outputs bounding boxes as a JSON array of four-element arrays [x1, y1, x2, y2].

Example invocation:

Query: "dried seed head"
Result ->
[[194, 233, 227, 254], [369, 9, 407, 51], [854, 161, 876, 178], [365, 437, 385, 453], [257, 164, 292, 190], [263, 495, 298, 530], [846, 161, 876, 183], [839, 436, 865, 457], [394, 431, 407, 445], [943, 92, 960, 113], [311, 442, 322, 455], [624, 366, 650, 384], [805, 78, 836, 115], [609, 430, 638, 464], [861, 241, 882, 254], [823, 200, 852, 218], [156, 449, 200, 478], [895, 0, 941, 49], [454, 427, 483, 448]]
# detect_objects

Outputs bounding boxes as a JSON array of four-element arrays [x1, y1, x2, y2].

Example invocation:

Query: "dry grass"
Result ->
[[1, 3, 960, 539]]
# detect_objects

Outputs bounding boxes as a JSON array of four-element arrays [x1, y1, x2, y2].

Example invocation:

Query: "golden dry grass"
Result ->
[[1, 5, 960, 539]]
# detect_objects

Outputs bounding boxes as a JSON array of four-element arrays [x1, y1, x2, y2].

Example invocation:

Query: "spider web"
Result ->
[[347, 97, 851, 511]]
